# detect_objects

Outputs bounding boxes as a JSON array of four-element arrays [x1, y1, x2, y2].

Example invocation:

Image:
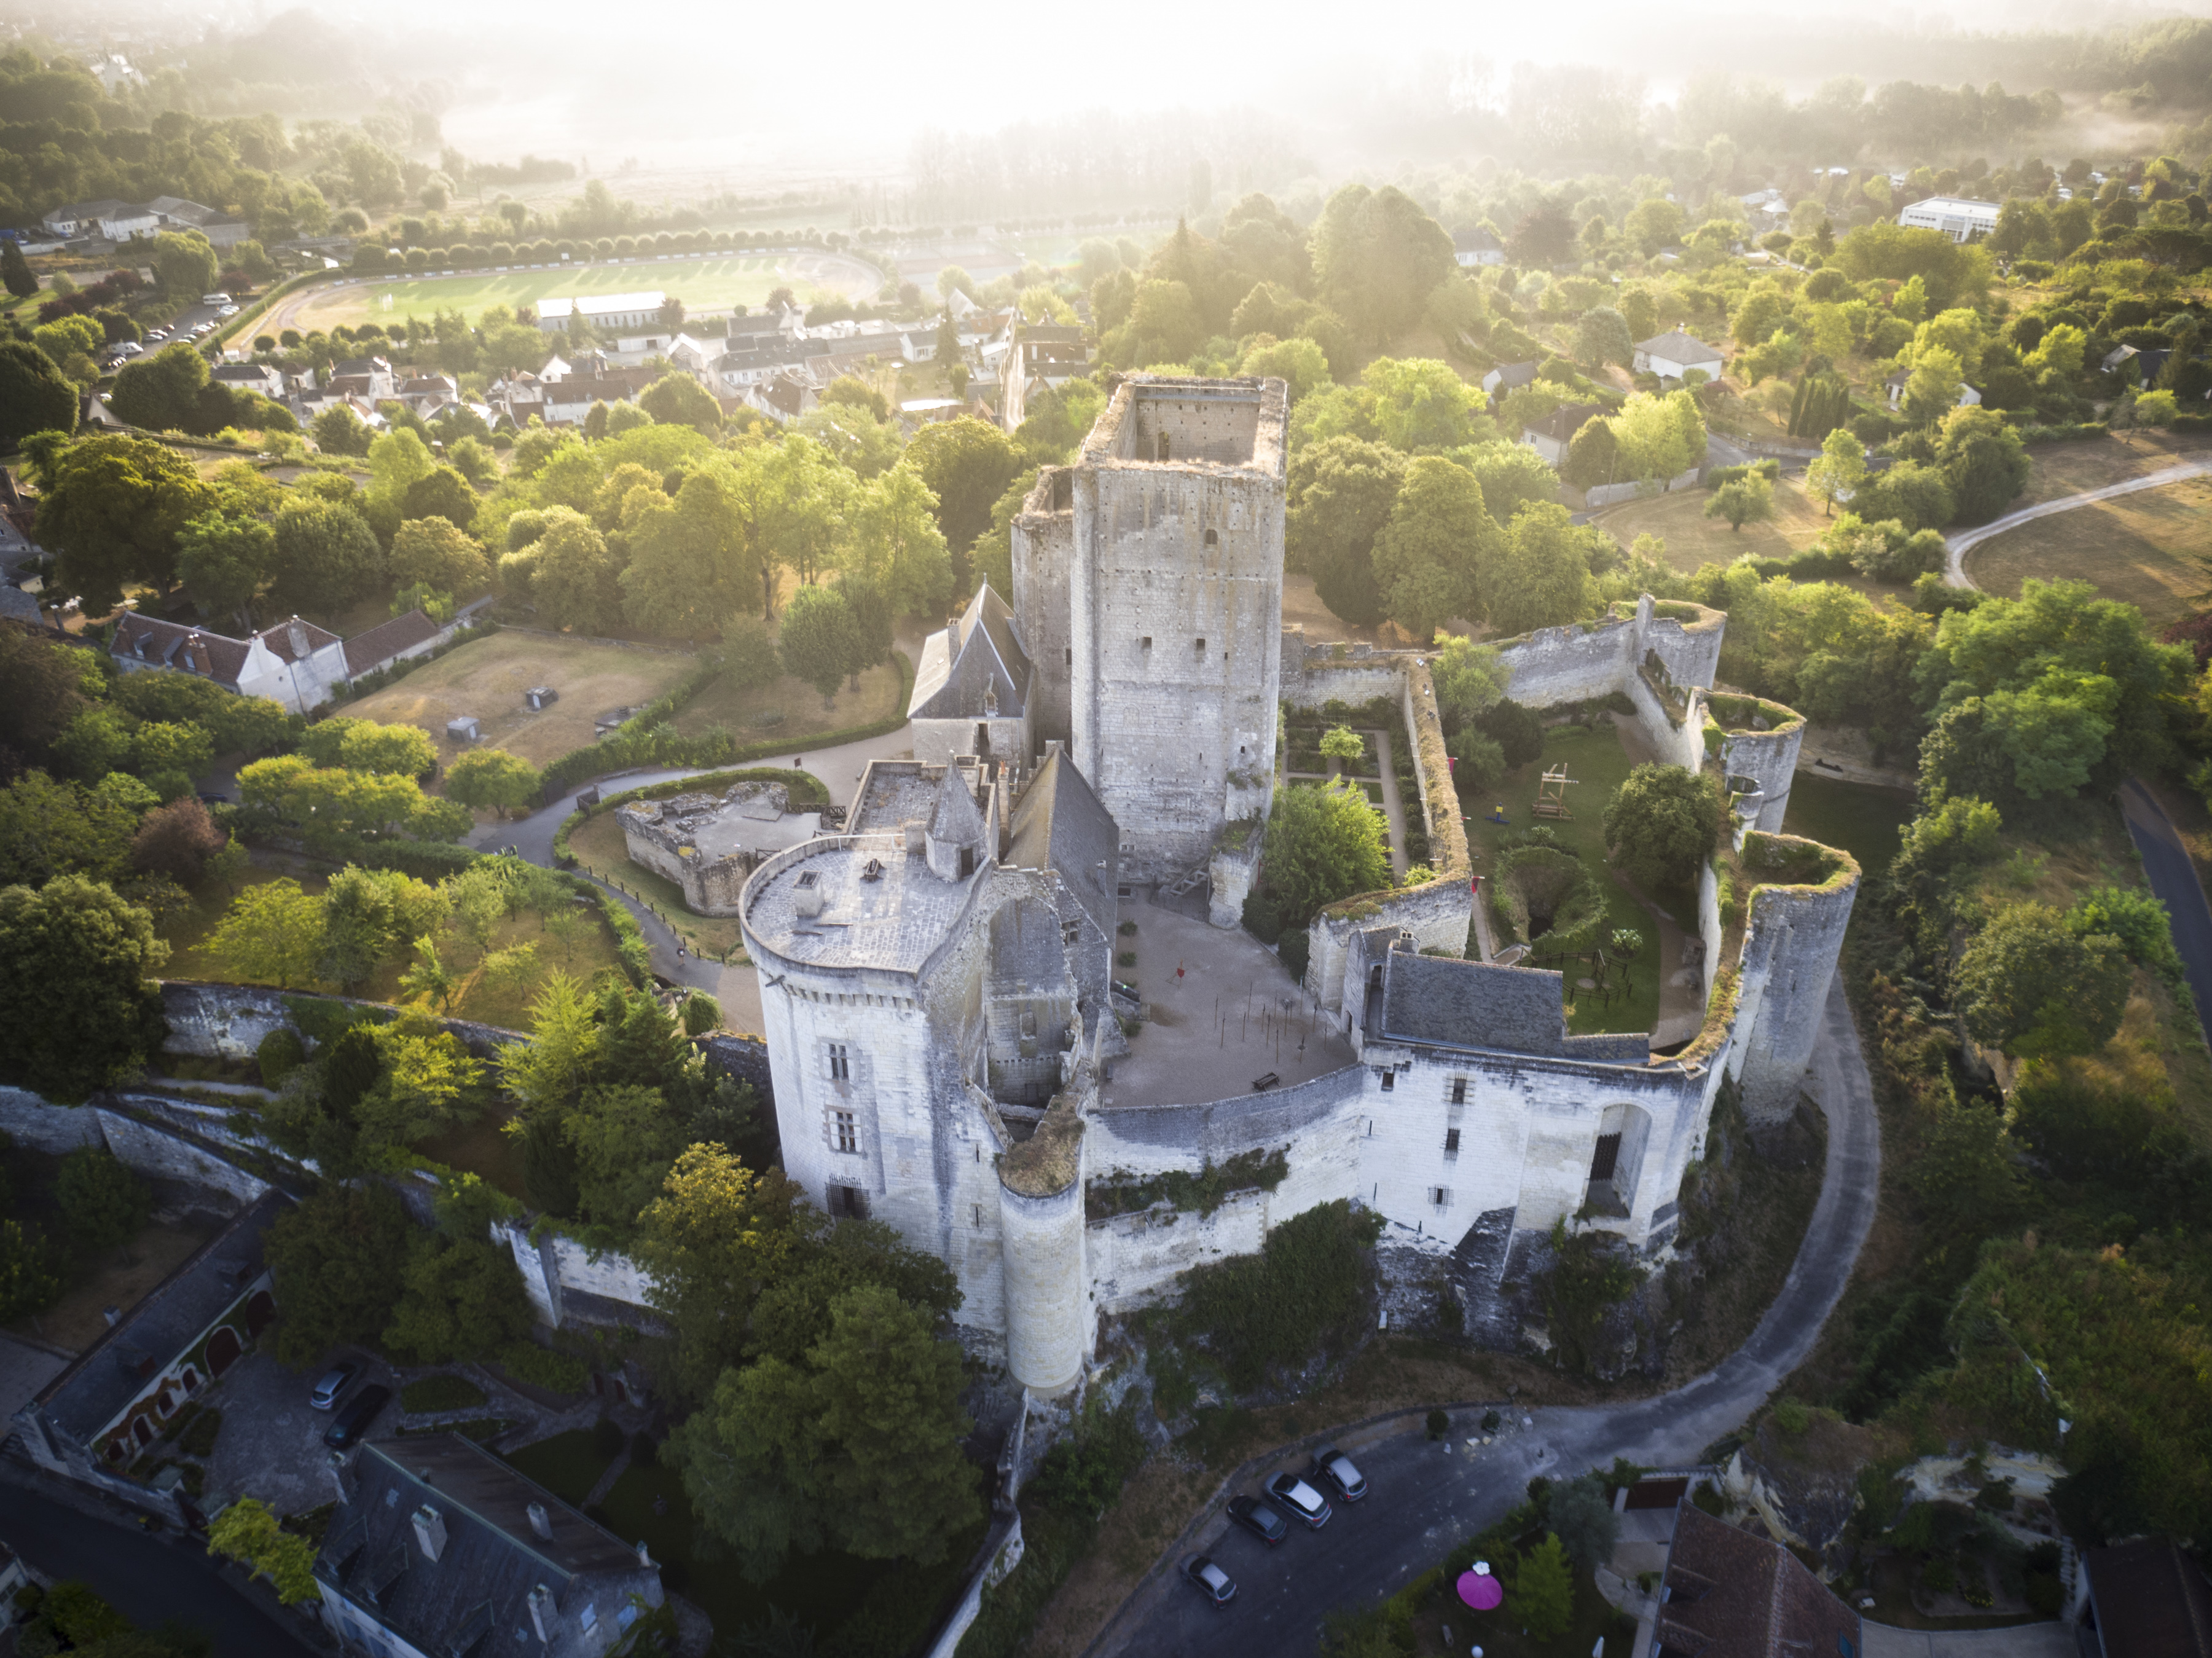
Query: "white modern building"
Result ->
[[1897, 196, 2002, 243], [536, 291, 669, 332]]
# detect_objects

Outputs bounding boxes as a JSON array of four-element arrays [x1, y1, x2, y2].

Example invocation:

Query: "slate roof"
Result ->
[[1635, 329, 1726, 365], [911, 583, 1032, 721], [1523, 401, 1611, 444], [1376, 951, 1571, 1055], [2085, 1538, 2212, 1658], [343, 607, 441, 677], [927, 759, 990, 848], [28, 1190, 284, 1442], [1454, 226, 1504, 253], [1487, 361, 1540, 392], [0, 585, 41, 623], [1653, 1504, 1861, 1658], [318, 1436, 660, 1658], [112, 612, 339, 685], [1005, 748, 1118, 938]]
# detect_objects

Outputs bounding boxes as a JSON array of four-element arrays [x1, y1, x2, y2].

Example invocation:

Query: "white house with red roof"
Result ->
[[109, 607, 457, 715]]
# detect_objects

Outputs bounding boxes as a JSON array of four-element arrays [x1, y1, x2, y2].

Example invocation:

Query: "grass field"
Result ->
[[341, 632, 697, 770], [670, 656, 904, 748], [2014, 431, 2212, 506], [1465, 723, 1666, 1038], [1965, 473, 2212, 626], [1595, 475, 1831, 572], [284, 248, 879, 332]]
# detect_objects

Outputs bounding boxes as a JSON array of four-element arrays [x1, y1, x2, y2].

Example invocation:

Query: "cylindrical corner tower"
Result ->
[[997, 1171, 1087, 1394]]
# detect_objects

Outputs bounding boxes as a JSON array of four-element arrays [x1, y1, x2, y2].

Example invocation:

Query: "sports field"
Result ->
[[1966, 473, 2212, 626], [277, 247, 881, 333]]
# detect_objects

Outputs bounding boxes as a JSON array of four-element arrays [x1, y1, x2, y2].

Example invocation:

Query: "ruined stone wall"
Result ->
[[0, 1089, 269, 1209], [1086, 1189, 1273, 1316], [1307, 881, 1475, 1017], [1494, 614, 1643, 707], [1012, 471, 1075, 750], [157, 982, 517, 1064], [1715, 709, 1807, 835]]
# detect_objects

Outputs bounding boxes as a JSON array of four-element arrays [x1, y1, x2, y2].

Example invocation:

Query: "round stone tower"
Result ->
[[996, 1097, 1089, 1394]]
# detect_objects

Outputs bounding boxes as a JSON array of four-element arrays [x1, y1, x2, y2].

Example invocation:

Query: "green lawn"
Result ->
[[1781, 773, 1915, 889], [289, 250, 876, 332], [1465, 723, 1667, 1038]]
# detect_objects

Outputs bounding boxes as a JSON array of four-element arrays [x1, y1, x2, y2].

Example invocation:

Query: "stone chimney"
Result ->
[[288, 616, 310, 658], [526, 1501, 552, 1541], [411, 1504, 447, 1562], [527, 1583, 555, 1643]]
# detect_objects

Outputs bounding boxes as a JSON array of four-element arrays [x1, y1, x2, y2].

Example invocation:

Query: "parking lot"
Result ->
[[199, 1346, 402, 1517], [101, 295, 237, 370]]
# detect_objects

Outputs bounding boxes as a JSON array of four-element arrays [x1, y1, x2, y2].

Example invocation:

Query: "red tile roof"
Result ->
[[1654, 1504, 1861, 1658]]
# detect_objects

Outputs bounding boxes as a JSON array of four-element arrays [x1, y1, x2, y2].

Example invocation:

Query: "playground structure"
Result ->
[[1532, 764, 1579, 820]]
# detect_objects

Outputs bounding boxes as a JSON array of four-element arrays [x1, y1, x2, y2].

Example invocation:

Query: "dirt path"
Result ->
[[1945, 459, 2212, 587]]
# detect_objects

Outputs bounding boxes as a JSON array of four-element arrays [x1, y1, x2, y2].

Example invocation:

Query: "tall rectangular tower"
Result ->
[[1062, 375, 1288, 885]]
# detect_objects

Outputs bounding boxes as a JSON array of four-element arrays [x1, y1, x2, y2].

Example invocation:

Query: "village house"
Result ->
[[1896, 195, 2002, 243], [13, 1192, 286, 1523], [1521, 400, 1611, 466], [110, 606, 458, 715], [908, 582, 1033, 766], [998, 324, 1089, 429], [1480, 360, 1540, 398], [315, 1436, 664, 1658], [1632, 329, 1727, 382], [1453, 225, 1505, 267], [1652, 1504, 1864, 1658]]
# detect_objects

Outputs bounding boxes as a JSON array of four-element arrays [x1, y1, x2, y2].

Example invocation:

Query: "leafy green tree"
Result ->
[[638, 372, 721, 434], [1902, 345, 1965, 426], [1955, 904, 2132, 1059], [1547, 1473, 1620, 1570], [780, 583, 863, 704], [205, 877, 326, 988], [1625, 198, 1685, 256], [1361, 358, 1488, 453], [311, 404, 374, 457], [108, 343, 217, 434], [130, 798, 228, 886], [262, 1184, 413, 1366], [0, 876, 167, 1102], [720, 613, 783, 692], [1805, 428, 1866, 518], [54, 1148, 151, 1255], [563, 1084, 688, 1229], [1602, 764, 1722, 892], [149, 230, 218, 297], [0, 1217, 60, 1323], [633, 1143, 809, 1401], [1574, 305, 1633, 370], [666, 1283, 978, 1581], [1705, 473, 1775, 532], [0, 237, 36, 299], [317, 864, 449, 990], [1464, 445, 1560, 524], [206, 1498, 319, 1604], [1319, 726, 1365, 763], [1287, 435, 1404, 626], [1478, 502, 1596, 635], [270, 495, 383, 612], [904, 418, 1020, 586], [850, 464, 954, 619], [619, 465, 763, 640], [1613, 389, 1704, 484], [37, 434, 215, 610], [1935, 404, 2032, 523], [1511, 1534, 1575, 1643], [445, 748, 541, 818], [0, 341, 76, 450], [399, 465, 477, 529], [1432, 634, 1512, 734], [1371, 454, 1496, 641], [1310, 185, 1457, 346], [390, 515, 490, 595], [175, 508, 274, 627], [1562, 415, 1622, 490], [528, 507, 621, 632], [382, 1233, 534, 1363], [1834, 223, 1991, 312], [0, 771, 138, 887], [1260, 779, 1391, 926]]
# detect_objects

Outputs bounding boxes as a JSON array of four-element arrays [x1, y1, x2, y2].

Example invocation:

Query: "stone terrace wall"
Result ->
[[1088, 1187, 1271, 1315], [0, 1088, 269, 1209], [159, 981, 520, 1064]]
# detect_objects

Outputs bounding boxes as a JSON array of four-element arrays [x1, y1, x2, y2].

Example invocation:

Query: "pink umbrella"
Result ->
[[1457, 1569, 1504, 1611]]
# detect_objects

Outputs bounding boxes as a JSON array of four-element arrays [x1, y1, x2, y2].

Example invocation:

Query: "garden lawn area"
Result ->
[[1963, 473, 2212, 627], [590, 1458, 979, 1648], [670, 654, 906, 748], [286, 249, 877, 332], [1595, 474, 1830, 573], [2014, 431, 2212, 506], [1465, 721, 1666, 1038], [566, 810, 745, 959], [1781, 774, 1915, 889], [340, 631, 697, 770], [502, 1429, 614, 1509]]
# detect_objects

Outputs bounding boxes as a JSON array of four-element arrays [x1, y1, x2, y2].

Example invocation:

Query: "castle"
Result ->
[[738, 375, 1859, 1394]]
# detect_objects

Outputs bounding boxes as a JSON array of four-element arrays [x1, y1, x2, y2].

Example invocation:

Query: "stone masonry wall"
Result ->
[[1728, 840, 1861, 1126], [1011, 471, 1075, 750]]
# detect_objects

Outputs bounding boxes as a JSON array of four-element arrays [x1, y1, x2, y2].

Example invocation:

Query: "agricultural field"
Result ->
[[339, 631, 696, 770], [277, 247, 880, 333], [1965, 472, 2212, 626]]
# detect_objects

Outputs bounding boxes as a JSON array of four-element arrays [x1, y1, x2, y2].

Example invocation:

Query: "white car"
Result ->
[[116, 340, 143, 357], [218, 304, 240, 316]]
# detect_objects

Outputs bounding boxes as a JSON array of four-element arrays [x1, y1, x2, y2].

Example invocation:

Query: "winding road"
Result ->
[[1089, 972, 1881, 1657], [1941, 458, 2212, 587]]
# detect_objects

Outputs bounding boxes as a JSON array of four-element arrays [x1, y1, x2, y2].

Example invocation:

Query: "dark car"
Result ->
[[1312, 1445, 1368, 1501], [309, 1362, 359, 1411], [1225, 1495, 1288, 1545], [323, 1383, 390, 1448], [1182, 1555, 1236, 1608], [197, 792, 230, 806], [1265, 1471, 1332, 1529]]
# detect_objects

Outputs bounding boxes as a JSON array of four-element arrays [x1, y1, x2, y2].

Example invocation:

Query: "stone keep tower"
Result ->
[[1014, 375, 1288, 886]]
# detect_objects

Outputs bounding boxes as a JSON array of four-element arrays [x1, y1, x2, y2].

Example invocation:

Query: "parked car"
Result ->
[[197, 792, 230, 806], [218, 304, 239, 316], [200, 292, 232, 307], [309, 1362, 358, 1410], [1182, 1555, 1236, 1608], [1225, 1495, 1288, 1545], [144, 328, 169, 341], [1265, 1471, 1332, 1529], [323, 1382, 389, 1447], [1312, 1446, 1368, 1502], [116, 340, 143, 356]]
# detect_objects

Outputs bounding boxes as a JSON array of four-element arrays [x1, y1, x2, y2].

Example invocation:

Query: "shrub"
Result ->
[[1170, 1200, 1382, 1391], [257, 1028, 306, 1086], [497, 1340, 589, 1395], [178, 1407, 223, 1458], [1427, 1409, 1450, 1440], [400, 1374, 488, 1414]]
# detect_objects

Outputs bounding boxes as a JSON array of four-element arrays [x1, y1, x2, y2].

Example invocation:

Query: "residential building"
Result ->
[[2102, 342, 2174, 382], [1739, 187, 1790, 233], [536, 291, 668, 333], [1881, 369, 1982, 410], [12, 1191, 284, 1522], [1453, 225, 1505, 267], [1480, 360, 1540, 398], [212, 363, 285, 399], [395, 374, 460, 414], [1651, 1503, 1864, 1658], [2079, 1538, 2212, 1658], [1897, 195, 2002, 243], [145, 195, 253, 248], [111, 612, 350, 715], [342, 607, 450, 680], [748, 372, 817, 424], [541, 369, 659, 426], [315, 1436, 664, 1658], [40, 199, 159, 240], [999, 324, 1089, 429], [1521, 400, 1610, 466], [1632, 329, 1727, 382]]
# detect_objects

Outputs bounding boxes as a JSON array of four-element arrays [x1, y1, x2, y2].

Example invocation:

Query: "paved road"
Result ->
[[0, 1479, 321, 1656], [1942, 458, 2212, 587], [2119, 780, 2212, 1034], [1096, 969, 1881, 1657]]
